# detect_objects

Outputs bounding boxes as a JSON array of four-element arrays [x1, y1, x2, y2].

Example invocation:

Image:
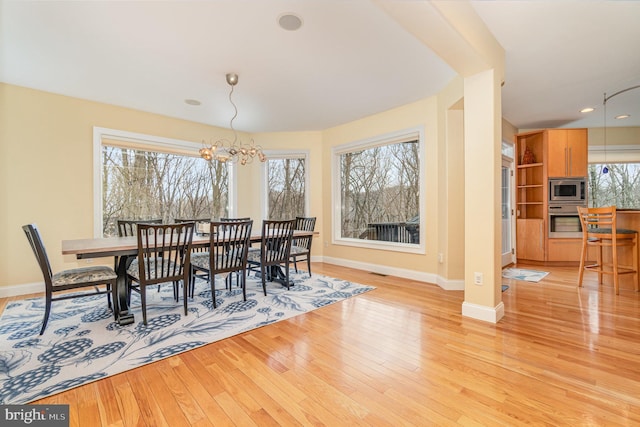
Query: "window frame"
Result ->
[[260, 150, 310, 219], [93, 127, 237, 237], [331, 126, 426, 254]]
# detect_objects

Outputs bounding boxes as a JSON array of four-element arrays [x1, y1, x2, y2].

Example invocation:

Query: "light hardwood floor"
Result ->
[[2, 262, 640, 426]]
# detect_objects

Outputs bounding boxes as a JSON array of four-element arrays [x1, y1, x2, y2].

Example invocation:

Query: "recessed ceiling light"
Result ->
[[615, 114, 630, 120], [185, 99, 201, 106], [278, 13, 303, 31], [580, 107, 595, 113]]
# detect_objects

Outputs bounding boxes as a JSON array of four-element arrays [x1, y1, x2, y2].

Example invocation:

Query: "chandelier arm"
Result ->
[[603, 85, 640, 104], [228, 84, 239, 146]]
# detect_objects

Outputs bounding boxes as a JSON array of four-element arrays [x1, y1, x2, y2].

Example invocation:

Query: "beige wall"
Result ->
[[0, 84, 324, 289], [1, 78, 480, 295], [321, 96, 441, 275], [588, 126, 640, 146]]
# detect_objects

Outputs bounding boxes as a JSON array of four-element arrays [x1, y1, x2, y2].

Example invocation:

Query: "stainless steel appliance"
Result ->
[[549, 178, 586, 203], [548, 203, 585, 238]]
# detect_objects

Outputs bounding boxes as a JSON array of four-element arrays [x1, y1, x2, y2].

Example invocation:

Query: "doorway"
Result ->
[[501, 155, 516, 266]]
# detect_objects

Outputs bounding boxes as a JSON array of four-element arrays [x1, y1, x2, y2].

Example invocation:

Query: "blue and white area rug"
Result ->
[[502, 268, 550, 283], [0, 272, 374, 404]]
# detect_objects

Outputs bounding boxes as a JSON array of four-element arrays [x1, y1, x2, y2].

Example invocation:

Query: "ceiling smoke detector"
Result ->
[[278, 13, 303, 31]]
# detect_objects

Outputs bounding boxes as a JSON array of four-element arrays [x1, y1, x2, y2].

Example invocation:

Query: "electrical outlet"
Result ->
[[474, 272, 483, 285], [438, 252, 444, 263]]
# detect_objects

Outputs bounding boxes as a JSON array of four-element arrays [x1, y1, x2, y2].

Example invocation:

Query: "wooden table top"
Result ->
[[62, 230, 316, 259]]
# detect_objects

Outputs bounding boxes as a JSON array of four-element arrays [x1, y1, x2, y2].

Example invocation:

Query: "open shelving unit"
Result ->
[[515, 131, 546, 261]]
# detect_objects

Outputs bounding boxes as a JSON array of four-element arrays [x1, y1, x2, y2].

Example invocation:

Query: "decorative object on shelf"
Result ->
[[602, 84, 640, 174], [199, 73, 267, 165], [521, 146, 536, 164]]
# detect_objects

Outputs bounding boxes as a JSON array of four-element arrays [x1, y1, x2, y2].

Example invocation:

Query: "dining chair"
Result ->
[[219, 217, 251, 287], [220, 217, 251, 222], [117, 218, 164, 292], [126, 222, 195, 325], [190, 219, 253, 308], [22, 224, 117, 334], [247, 219, 295, 294], [577, 206, 639, 295], [289, 216, 316, 275], [116, 218, 163, 237]]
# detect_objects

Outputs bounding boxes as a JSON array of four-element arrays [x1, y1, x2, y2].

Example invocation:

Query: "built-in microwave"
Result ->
[[549, 178, 586, 203]]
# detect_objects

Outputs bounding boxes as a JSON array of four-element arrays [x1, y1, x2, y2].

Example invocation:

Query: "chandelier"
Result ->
[[199, 73, 266, 165]]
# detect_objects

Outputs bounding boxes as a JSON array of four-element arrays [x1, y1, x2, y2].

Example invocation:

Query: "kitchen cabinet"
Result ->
[[515, 128, 588, 263], [516, 219, 545, 261], [547, 238, 583, 262], [547, 129, 588, 177]]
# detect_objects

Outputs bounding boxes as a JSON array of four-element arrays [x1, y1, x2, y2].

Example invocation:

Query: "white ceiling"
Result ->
[[1, 0, 639, 133]]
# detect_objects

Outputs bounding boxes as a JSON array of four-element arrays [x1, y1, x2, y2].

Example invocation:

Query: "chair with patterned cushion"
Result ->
[[117, 218, 164, 292], [175, 217, 212, 289], [22, 224, 117, 335], [247, 219, 295, 294], [190, 219, 253, 308], [219, 217, 252, 287], [126, 222, 195, 325], [289, 216, 316, 276]]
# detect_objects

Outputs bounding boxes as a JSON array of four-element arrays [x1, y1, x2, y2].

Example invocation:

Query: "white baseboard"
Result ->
[[320, 256, 464, 290], [461, 301, 505, 323], [0, 281, 43, 298]]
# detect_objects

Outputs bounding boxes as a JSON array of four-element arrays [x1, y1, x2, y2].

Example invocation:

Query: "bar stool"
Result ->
[[577, 206, 639, 294]]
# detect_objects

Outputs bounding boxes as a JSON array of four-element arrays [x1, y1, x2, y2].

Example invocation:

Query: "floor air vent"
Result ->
[[370, 272, 388, 277]]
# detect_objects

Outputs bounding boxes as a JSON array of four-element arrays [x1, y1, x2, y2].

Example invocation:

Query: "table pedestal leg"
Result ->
[[115, 255, 135, 325]]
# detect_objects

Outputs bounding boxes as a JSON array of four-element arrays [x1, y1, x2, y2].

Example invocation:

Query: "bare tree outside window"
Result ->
[[102, 146, 229, 236], [588, 163, 640, 208], [340, 139, 420, 244], [266, 157, 306, 220]]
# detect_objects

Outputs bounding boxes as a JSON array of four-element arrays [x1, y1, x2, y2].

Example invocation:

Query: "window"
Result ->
[[588, 163, 640, 208], [95, 128, 231, 237], [588, 144, 640, 209], [332, 128, 424, 252], [263, 152, 308, 220]]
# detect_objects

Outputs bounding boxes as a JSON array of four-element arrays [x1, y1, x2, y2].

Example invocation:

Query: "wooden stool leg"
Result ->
[[597, 244, 603, 286], [612, 239, 619, 295], [634, 235, 639, 292], [578, 237, 587, 287]]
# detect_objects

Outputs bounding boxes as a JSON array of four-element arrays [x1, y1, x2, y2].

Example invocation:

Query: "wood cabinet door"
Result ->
[[547, 238, 583, 262], [516, 219, 545, 261], [547, 129, 568, 177], [567, 129, 588, 176]]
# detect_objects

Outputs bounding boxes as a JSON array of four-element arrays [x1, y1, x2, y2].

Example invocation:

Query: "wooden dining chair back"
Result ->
[[577, 206, 639, 294], [126, 222, 195, 325], [22, 224, 117, 334], [220, 217, 251, 222], [190, 220, 253, 308], [116, 219, 163, 237], [290, 216, 316, 275], [247, 219, 295, 294]]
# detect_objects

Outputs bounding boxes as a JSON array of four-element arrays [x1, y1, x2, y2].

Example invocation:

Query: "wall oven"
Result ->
[[548, 204, 584, 238], [549, 178, 586, 203]]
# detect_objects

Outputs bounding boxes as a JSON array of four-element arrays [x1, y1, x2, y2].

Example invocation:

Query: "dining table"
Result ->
[[61, 230, 316, 325]]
